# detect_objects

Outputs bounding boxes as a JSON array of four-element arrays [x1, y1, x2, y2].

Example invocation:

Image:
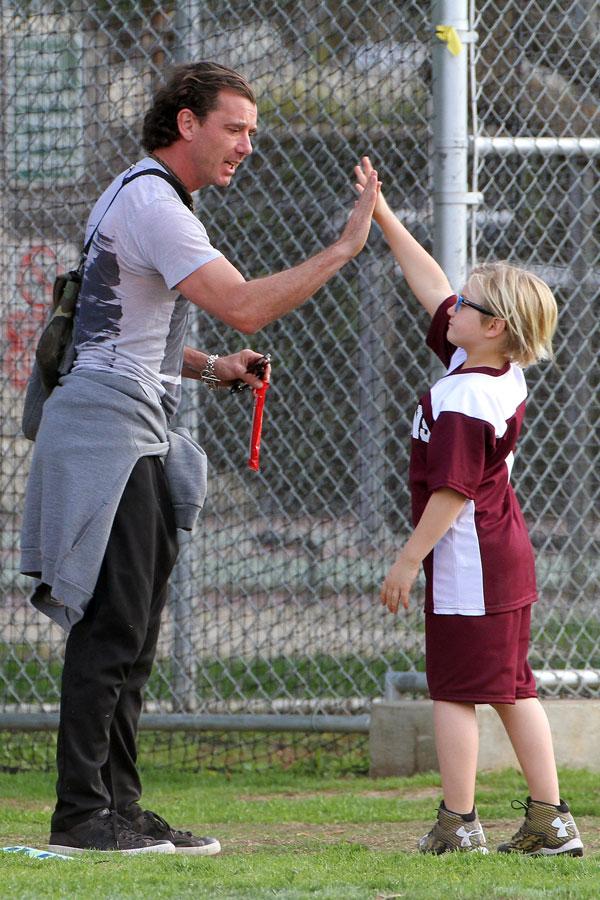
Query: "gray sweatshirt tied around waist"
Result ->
[[20, 369, 207, 632]]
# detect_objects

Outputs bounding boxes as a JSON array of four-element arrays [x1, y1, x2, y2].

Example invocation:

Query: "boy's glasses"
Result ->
[[455, 294, 496, 317]]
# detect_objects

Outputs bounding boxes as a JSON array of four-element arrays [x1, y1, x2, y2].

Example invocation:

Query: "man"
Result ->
[[20, 61, 379, 856]]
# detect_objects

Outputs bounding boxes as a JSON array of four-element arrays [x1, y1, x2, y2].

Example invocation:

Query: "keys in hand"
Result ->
[[230, 353, 271, 394]]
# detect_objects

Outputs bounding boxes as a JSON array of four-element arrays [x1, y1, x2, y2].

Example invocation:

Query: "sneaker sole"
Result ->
[[537, 840, 584, 857], [48, 842, 176, 855], [172, 839, 221, 856], [419, 843, 489, 855], [498, 840, 584, 857]]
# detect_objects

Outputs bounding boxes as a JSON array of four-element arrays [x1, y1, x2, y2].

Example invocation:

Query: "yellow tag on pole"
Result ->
[[435, 25, 463, 56]]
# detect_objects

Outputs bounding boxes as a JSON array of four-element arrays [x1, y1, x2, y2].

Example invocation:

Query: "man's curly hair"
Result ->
[[142, 62, 256, 151]]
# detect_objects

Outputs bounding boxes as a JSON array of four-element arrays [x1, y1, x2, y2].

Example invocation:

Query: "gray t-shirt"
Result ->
[[73, 157, 222, 416]]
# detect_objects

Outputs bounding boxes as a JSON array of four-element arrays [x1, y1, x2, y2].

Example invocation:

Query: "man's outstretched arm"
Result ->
[[176, 171, 380, 333]]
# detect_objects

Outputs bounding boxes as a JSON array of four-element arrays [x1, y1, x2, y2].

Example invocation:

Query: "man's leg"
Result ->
[[51, 456, 178, 833], [101, 581, 170, 815]]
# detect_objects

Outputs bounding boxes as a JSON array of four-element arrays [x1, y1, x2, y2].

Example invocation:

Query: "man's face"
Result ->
[[188, 89, 257, 189]]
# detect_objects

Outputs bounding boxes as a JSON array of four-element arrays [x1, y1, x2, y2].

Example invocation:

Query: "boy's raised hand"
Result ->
[[337, 168, 380, 259], [354, 156, 390, 223]]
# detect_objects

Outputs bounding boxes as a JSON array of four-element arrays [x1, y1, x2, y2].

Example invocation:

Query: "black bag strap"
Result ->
[[79, 167, 193, 268]]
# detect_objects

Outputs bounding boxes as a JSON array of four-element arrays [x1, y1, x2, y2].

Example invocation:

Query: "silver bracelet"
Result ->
[[200, 354, 220, 389]]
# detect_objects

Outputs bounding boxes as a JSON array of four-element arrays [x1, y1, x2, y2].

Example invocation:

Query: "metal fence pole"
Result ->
[[358, 258, 388, 545], [565, 164, 595, 577], [432, 0, 478, 291]]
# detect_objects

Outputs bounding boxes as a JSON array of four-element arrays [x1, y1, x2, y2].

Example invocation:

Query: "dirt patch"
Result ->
[[235, 786, 442, 803], [2, 797, 50, 812], [357, 787, 441, 801], [214, 818, 600, 855]]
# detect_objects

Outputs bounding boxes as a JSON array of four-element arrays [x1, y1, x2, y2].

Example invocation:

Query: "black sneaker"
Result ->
[[124, 808, 221, 856], [49, 808, 176, 855]]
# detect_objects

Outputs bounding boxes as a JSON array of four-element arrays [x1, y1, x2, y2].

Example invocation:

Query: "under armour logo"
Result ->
[[551, 816, 576, 838], [456, 824, 484, 847]]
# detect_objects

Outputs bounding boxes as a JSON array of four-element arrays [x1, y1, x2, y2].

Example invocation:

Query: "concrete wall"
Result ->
[[369, 699, 600, 777]]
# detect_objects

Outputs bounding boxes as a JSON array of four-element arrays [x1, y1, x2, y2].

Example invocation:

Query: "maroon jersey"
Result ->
[[410, 296, 537, 615]]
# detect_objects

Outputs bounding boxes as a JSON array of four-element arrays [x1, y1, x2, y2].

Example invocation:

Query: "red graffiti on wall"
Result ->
[[3, 245, 63, 390]]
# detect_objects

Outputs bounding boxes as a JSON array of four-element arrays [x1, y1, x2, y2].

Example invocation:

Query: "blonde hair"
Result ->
[[468, 262, 558, 367]]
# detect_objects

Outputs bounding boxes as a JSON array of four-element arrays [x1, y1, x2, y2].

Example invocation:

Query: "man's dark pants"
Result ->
[[51, 456, 179, 832]]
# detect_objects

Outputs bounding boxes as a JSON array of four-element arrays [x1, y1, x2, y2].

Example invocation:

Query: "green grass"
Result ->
[[0, 767, 598, 898]]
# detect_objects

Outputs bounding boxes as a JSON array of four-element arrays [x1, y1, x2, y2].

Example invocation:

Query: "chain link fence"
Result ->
[[1, 0, 598, 771]]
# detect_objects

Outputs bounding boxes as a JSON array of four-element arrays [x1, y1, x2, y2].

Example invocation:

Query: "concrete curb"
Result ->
[[369, 699, 600, 777]]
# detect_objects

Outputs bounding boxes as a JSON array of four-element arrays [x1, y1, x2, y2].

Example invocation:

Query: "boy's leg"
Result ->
[[492, 605, 559, 803], [492, 698, 559, 804], [491, 608, 583, 856], [433, 700, 479, 814], [418, 700, 488, 854]]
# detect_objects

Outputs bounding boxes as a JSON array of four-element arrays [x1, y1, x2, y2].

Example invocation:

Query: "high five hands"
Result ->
[[354, 156, 391, 223], [338, 166, 381, 258]]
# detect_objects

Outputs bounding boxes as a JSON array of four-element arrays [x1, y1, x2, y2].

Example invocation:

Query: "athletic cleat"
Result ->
[[49, 808, 175, 854], [123, 807, 221, 856], [497, 797, 583, 856], [418, 802, 489, 854]]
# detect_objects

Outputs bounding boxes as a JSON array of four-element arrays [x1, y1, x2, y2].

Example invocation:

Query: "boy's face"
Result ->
[[447, 280, 494, 348]]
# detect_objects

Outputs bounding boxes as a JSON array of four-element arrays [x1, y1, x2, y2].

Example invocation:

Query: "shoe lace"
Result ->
[[510, 799, 529, 814], [109, 810, 150, 849], [506, 799, 531, 844], [144, 809, 193, 839], [106, 810, 127, 849]]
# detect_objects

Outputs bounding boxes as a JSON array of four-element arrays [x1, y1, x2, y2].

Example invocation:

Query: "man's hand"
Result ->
[[182, 347, 270, 389], [354, 156, 390, 224], [214, 349, 271, 389], [337, 169, 380, 259], [380, 551, 421, 614]]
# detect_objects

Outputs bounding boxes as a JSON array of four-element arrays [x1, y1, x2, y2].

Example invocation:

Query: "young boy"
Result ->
[[354, 157, 583, 857]]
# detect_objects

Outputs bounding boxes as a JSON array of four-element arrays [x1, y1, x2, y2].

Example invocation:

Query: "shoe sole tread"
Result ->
[[48, 842, 175, 855]]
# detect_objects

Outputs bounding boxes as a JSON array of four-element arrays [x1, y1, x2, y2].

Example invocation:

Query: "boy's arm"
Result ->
[[381, 487, 467, 613], [354, 156, 452, 317]]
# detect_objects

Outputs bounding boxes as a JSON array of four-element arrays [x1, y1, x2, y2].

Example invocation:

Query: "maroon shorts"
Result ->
[[425, 604, 538, 704]]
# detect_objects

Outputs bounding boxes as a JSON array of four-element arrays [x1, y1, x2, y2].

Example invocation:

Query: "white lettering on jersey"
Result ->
[[412, 404, 431, 443]]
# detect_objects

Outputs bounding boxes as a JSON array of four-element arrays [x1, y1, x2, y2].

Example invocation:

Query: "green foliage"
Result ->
[[0, 650, 425, 706], [148, 651, 424, 703], [530, 616, 600, 670]]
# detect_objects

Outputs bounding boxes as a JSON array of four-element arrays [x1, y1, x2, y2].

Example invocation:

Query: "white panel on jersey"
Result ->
[[505, 451, 515, 480], [431, 366, 527, 438], [432, 499, 485, 615]]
